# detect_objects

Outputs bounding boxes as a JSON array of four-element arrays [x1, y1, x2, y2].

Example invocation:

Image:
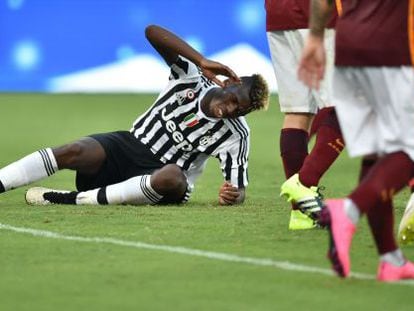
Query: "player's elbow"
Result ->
[[145, 24, 159, 41]]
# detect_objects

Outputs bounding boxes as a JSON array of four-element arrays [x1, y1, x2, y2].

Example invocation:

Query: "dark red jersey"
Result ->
[[335, 0, 413, 66], [265, 0, 310, 30], [265, 0, 337, 31]]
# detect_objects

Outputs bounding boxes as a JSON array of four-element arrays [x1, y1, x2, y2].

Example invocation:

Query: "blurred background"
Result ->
[[0, 0, 277, 93]]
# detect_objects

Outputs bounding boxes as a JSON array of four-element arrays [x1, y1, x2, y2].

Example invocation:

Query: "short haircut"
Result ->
[[242, 74, 270, 113]]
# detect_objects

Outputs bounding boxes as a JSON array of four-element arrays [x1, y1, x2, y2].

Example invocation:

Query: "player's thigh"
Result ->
[[53, 137, 106, 173], [317, 29, 336, 109], [370, 67, 414, 160], [333, 68, 378, 157], [267, 30, 318, 113]]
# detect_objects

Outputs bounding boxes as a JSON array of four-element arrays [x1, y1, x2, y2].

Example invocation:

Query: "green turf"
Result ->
[[0, 93, 413, 311]]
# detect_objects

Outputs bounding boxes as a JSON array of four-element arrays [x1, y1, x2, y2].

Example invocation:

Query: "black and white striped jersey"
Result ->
[[130, 56, 250, 190]]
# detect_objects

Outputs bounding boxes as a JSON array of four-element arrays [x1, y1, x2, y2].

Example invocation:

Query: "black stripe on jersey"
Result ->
[[39, 149, 54, 176], [136, 115, 161, 141], [189, 121, 225, 147], [203, 130, 233, 155], [224, 152, 232, 181], [168, 121, 226, 166], [182, 152, 200, 171], [147, 128, 167, 149], [162, 88, 202, 122], [200, 75, 214, 87], [165, 120, 225, 164], [170, 69, 179, 80], [228, 119, 248, 164], [97, 187, 109, 205], [0, 180, 5, 193], [238, 165, 246, 188], [132, 82, 198, 130], [175, 57, 189, 74], [154, 139, 175, 159], [168, 146, 186, 164]]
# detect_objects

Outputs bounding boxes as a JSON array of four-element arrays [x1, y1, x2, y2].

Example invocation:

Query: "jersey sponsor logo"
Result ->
[[161, 107, 193, 152]]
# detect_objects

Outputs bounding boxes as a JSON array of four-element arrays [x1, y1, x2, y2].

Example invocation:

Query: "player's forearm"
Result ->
[[309, 0, 334, 38], [145, 24, 204, 66]]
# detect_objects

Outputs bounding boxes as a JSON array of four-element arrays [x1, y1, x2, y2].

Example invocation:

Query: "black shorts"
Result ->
[[76, 131, 164, 191]]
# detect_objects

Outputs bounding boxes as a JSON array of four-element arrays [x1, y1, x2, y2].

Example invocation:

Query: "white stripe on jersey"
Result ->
[[130, 56, 250, 189]]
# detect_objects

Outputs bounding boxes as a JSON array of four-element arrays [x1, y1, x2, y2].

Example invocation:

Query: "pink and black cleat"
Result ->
[[319, 199, 356, 278], [377, 260, 414, 282]]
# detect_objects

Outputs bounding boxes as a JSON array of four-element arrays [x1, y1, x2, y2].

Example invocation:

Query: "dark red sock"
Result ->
[[299, 109, 344, 187], [280, 128, 308, 178], [367, 200, 397, 255], [358, 156, 378, 182], [309, 107, 332, 139], [350, 151, 414, 214], [358, 156, 397, 254]]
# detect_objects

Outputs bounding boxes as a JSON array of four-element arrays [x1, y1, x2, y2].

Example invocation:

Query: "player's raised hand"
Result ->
[[199, 58, 241, 88], [298, 34, 326, 90], [218, 181, 241, 205]]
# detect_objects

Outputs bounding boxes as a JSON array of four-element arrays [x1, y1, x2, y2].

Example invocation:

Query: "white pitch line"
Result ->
[[1, 222, 414, 286]]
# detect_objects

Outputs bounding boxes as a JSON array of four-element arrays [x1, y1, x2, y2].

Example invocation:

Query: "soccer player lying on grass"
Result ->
[[0, 24, 269, 207]]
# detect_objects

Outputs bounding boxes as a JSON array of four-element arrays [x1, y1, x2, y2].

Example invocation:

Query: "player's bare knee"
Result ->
[[151, 164, 187, 195]]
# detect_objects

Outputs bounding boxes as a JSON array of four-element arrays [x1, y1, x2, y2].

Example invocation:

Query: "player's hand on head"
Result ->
[[298, 34, 326, 90], [199, 58, 240, 88], [218, 181, 240, 205]]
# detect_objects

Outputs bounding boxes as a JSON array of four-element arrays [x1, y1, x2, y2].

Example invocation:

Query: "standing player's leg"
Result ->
[[322, 67, 414, 281], [274, 29, 344, 228], [0, 137, 105, 195], [267, 30, 316, 229], [26, 164, 189, 206]]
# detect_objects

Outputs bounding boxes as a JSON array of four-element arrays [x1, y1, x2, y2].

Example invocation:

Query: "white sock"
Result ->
[[76, 175, 163, 205], [344, 198, 361, 225], [380, 249, 405, 267], [0, 148, 58, 191]]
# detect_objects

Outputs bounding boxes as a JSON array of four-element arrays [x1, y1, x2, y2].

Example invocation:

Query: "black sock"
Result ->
[[44, 191, 78, 204]]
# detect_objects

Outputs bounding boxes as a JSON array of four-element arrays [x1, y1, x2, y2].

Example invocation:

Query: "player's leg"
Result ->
[[267, 30, 318, 229], [323, 67, 414, 280], [297, 107, 344, 187], [357, 154, 409, 280], [309, 107, 331, 139], [278, 29, 343, 227], [52, 137, 106, 174], [280, 113, 311, 179], [321, 151, 414, 278], [0, 137, 104, 194], [267, 30, 312, 181], [26, 164, 188, 206]]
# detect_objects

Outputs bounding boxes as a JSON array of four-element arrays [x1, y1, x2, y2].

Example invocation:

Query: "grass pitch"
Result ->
[[0, 93, 413, 311]]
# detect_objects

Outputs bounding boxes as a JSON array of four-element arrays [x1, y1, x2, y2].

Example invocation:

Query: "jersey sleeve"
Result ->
[[217, 137, 249, 189], [169, 56, 201, 80]]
